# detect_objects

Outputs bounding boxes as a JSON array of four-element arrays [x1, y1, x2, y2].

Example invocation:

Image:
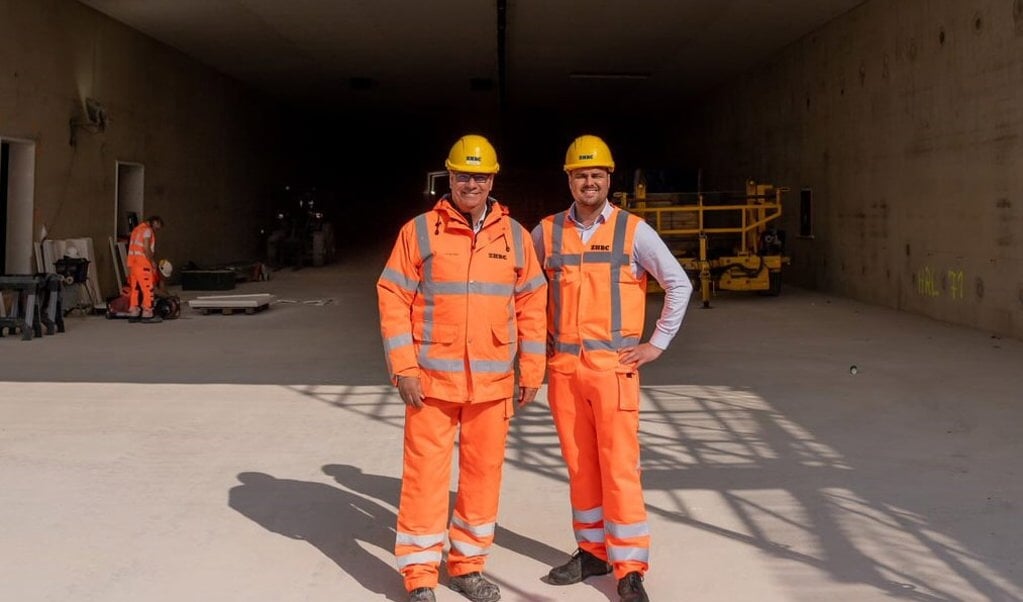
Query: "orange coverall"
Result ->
[[537, 206, 652, 579], [377, 198, 546, 592], [127, 222, 157, 313]]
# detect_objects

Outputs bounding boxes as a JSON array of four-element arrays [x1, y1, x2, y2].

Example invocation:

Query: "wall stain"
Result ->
[[996, 198, 1016, 246]]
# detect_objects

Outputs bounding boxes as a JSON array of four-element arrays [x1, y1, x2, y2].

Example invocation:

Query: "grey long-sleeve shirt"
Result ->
[[531, 200, 693, 350]]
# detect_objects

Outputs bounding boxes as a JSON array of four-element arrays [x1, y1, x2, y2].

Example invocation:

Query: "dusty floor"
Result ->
[[2, 247, 1022, 602]]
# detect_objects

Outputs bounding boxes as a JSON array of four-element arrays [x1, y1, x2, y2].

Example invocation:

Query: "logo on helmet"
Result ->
[[466, 155, 482, 165], [579, 153, 595, 160]]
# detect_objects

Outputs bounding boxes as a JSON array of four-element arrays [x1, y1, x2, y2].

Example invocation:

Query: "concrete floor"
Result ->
[[2, 246, 1022, 602]]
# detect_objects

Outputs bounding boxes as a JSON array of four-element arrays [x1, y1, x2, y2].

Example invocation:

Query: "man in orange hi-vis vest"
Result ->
[[532, 136, 693, 602], [127, 215, 165, 323], [377, 134, 547, 602]]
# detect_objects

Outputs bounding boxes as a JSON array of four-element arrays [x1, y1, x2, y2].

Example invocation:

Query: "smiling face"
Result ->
[[568, 167, 610, 210], [448, 171, 494, 216]]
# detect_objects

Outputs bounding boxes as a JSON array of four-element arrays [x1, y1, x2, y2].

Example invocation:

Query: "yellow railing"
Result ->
[[615, 184, 786, 256], [613, 182, 789, 306]]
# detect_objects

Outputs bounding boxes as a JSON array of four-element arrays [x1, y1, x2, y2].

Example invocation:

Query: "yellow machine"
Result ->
[[614, 180, 789, 307]]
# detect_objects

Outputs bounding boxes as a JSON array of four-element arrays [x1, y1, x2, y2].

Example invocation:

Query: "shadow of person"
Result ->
[[228, 471, 406, 601], [322, 464, 568, 570]]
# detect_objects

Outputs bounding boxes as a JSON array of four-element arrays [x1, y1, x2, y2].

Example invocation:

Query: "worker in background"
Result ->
[[532, 135, 693, 602], [127, 215, 165, 323], [377, 134, 547, 602]]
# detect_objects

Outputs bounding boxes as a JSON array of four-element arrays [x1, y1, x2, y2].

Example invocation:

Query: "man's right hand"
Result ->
[[397, 376, 425, 408]]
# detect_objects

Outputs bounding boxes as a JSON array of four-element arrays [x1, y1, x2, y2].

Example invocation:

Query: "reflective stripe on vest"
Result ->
[[412, 212, 520, 376], [544, 208, 646, 368], [128, 223, 154, 257]]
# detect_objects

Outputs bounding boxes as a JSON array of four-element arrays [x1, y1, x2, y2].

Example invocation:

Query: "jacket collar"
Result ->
[[435, 195, 507, 231]]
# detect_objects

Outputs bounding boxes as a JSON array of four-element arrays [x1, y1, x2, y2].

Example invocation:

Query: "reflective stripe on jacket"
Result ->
[[540, 205, 646, 372], [377, 197, 547, 402]]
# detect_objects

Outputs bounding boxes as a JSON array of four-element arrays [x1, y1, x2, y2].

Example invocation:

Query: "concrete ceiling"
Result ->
[[78, 0, 866, 114]]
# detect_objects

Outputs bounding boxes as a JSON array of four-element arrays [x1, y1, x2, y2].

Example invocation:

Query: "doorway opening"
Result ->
[[115, 162, 144, 239], [799, 188, 814, 238], [1, 138, 37, 274]]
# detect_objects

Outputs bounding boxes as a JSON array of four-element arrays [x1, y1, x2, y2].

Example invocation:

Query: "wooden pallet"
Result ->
[[188, 293, 276, 315]]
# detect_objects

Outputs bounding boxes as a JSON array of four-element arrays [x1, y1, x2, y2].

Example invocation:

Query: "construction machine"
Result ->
[[615, 178, 789, 308]]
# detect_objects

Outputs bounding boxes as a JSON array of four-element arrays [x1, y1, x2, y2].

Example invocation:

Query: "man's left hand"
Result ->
[[618, 343, 663, 370], [517, 386, 539, 407]]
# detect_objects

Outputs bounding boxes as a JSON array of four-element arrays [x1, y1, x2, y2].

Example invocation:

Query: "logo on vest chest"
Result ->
[[590, 244, 610, 251], [488, 252, 508, 260]]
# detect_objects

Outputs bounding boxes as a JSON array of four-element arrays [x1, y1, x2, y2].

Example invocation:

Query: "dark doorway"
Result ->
[[799, 188, 814, 238]]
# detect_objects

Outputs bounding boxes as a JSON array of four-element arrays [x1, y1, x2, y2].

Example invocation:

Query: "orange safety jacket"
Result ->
[[539, 205, 647, 372], [378, 197, 547, 402], [127, 222, 155, 266]]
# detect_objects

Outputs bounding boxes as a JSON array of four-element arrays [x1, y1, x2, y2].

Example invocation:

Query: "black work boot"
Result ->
[[617, 571, 649, 602], [546, 548, 613, 585], [408, 587, 436, 602], [448, 571, 501, 602]]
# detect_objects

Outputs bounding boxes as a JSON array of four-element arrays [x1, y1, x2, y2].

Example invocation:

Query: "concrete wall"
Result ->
[[679, 0, 1023, 339], [0, 0, 283, 296]]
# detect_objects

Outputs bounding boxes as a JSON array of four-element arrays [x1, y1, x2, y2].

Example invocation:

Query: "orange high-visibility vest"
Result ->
[[127, 222, 155, 265], [539, 205, 647, 372], [377, 198, 547, 402]]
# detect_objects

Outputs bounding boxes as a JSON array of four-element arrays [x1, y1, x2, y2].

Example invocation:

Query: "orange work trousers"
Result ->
[[395, 397, 511, 592], [548, 364, 650, 579], [128, 261, 155, 312]]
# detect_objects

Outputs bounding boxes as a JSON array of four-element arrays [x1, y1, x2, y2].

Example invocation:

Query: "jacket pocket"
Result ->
[[491, 322, 512, 345]]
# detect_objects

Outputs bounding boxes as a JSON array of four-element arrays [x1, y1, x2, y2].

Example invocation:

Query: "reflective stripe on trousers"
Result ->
[[548, 365, 650, 579], [395, 397, 510, 591], [128, 263, 155, 311]]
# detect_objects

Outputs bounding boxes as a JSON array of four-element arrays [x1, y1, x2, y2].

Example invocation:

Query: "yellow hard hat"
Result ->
[[445, 134, 500, 174], [564, 135, 615, 173]]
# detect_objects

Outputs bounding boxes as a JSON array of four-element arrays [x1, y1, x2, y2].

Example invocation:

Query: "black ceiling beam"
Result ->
[[497, 0, 507, 117]]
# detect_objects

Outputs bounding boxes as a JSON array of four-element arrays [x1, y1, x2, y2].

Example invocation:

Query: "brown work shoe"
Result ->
[[408, 587, 436, 602], [449, 571, 500, 602], [546, 548, 612, 585], [617, 571, 649, 602]]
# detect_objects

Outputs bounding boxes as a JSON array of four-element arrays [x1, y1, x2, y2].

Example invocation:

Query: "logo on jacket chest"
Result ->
[[590, 244, 610, 251]]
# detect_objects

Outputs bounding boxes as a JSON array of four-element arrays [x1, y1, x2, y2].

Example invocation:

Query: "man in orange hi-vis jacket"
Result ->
[[377, 134, 547, 602], [127, 215, 165, 323], [532, 136, 693, 602]]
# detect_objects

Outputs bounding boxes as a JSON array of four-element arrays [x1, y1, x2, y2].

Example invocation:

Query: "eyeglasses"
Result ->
[[453, 173, 492, 184]]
